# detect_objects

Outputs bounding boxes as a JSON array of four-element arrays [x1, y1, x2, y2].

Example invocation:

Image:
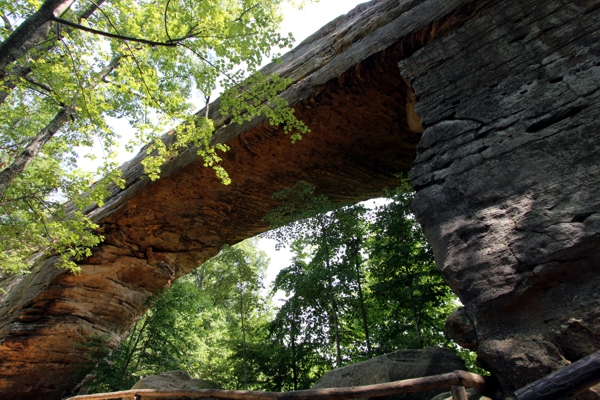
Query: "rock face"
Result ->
[[0, 0, 599, 398], [445, 307, 478, 352], [311, 347, 466, 400], [124, 370, 220, 400], [400, 0, 600, 394]]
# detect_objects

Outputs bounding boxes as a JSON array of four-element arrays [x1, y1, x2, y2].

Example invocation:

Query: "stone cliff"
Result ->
[[401, 0, 600, 394], [0, 0, 598, 399]]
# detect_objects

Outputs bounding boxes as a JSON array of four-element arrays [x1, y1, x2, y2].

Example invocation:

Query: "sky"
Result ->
[[279, 0, 367, 44]]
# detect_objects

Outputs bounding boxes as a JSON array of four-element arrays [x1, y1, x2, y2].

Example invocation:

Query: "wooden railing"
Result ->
[[515, 350, 600, 400], [65, 370, 487, 400]]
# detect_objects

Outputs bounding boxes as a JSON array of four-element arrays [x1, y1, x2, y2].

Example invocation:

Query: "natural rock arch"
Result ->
[[0, 0, 599, 398]]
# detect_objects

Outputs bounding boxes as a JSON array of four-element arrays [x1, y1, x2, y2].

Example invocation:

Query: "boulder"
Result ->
[[125, 370, 220, 400], [445, 307, 478, 351], [311, 347, 466, 400]]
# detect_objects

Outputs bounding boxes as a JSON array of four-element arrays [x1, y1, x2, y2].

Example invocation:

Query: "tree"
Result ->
[[265, 182, 461, 378], [267, 241, 336, 390], [332, 204, 372, 359], [82, 277, 207, 393], [0, 0, 309, 275], [206, 241, 269, 390], [264, 181, 348, 367], [367, 188, 455, 352], [265, 182, 374, 367]]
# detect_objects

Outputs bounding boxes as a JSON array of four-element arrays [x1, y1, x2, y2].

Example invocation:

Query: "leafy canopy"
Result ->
[[0, 0, 310, 275]]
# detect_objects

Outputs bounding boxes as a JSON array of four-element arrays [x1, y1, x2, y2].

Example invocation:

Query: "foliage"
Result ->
[[367, 187, 455, 352], [0, 0, 309, 275], [264, 182, 464, 375], [263, 181, 364, 368]]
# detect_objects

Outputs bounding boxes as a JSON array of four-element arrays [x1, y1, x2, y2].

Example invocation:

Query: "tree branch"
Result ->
[[164, 0, 173, 42], [235, 4, 260, 23], [0, 0, 105, 106], [52, 17, 183, 47], [1, 12, 13, 33], [24, 76, 55, 95]]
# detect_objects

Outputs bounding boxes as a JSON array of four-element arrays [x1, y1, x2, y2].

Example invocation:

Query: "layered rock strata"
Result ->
[[401, 0, 600, 394]]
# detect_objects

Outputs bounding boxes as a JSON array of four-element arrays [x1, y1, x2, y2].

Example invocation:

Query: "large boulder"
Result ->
[[125, 370, 220, 400], [311, 347, 467, 400]]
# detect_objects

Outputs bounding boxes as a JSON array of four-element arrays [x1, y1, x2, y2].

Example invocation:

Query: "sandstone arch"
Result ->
[[1, 0, 599, 398]]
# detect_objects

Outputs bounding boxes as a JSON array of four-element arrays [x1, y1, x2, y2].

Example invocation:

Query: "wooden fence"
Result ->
[[65, 370, 487, 400], [515, 350, 600, 400]]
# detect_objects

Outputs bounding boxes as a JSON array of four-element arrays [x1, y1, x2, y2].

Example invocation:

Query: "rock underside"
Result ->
[[0, 0, 598, 398]]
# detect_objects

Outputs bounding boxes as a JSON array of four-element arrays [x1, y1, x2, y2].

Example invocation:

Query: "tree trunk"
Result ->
[[0, 0, 75, 74], [322, 227, 342, 368], [0, 104, 74, 198], [120, 316, 152, 381], [291, 299, 298, 391], [240, 289, 248, 390], [0, 0, 105, 105], [0, 54, 120, 198], [353, 241, 371, 357], [406, 268, 422, 347]]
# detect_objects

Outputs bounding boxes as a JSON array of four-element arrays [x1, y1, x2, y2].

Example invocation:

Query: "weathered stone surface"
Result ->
[[123, 370, 220, 400], [311, 347, 467, 400], [400, 0, 600, 394], [445, 307, 478, 352]]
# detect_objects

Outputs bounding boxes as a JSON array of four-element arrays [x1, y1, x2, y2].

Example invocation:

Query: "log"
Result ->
[[515, 351, 600, 400], [65, 370, 487, 400]]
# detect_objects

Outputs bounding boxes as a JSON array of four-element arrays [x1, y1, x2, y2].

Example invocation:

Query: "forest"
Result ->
[[79, 183, 477, 395]]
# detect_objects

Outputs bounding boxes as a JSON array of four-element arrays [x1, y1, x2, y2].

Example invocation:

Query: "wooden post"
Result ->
[[451, 385, 468, 400], [515, 350, 600, 400]]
